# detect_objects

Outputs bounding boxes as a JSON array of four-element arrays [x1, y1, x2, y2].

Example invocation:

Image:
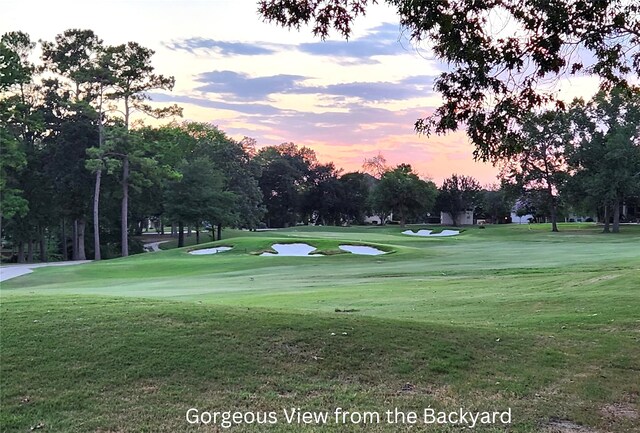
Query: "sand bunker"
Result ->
[[402, 229, 460, 237], [189, 247, 232, 255], [339, 245, 386, 255], [260, 243, 321, 257], [402, 229, 433, 236]]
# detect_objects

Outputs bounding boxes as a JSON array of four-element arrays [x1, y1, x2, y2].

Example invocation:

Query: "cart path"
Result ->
[[0, 260, 91, 282]]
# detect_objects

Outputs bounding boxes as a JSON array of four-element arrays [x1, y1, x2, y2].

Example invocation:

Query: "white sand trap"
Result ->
[[189, 247, 232, 255], [261, 243, 321, 256], [402, 229, 433, 236], [339, 245, 386, 255], [402, 229, 460, 237], [429, 230, 460, 237]]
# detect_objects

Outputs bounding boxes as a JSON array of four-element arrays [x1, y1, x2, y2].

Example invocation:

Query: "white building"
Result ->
[[510, 211, 534, 224], [364, 213, 393, 225]]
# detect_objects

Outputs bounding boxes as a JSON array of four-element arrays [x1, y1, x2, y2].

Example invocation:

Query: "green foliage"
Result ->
[[0, 31, 34, 89], [370, 164, 437, 226], [164, 157, 235, 228], [256, 143, 318, 227], [337, 172, 373, 224], [301, 162, 343, 225], [437, 174, 482, 226], [566, 86, 640, 232], [501, 110, 572, 231], [0, 127, 28, 220], [477, 186, 514, 223], [102, 42, 181, 121], [40, 29, 104, 100]]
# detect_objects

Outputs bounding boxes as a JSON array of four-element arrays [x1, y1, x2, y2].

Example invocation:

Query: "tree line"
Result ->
[[1, 29, 639, 263]]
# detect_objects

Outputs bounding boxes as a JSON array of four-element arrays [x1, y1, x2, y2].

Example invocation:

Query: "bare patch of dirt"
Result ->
[[600, 403, 638, 420], [544, 419, 602, 433], [139, 384, 159, 394]]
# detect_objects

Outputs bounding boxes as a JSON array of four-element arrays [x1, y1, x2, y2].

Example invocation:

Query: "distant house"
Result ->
[[364, 215, 384, 225], [564, 212, 596, 223], [510, 199, 534, 224], [364, 212, 393, 225], [440, 210, 474, 226], [510, 210, 534, 224]]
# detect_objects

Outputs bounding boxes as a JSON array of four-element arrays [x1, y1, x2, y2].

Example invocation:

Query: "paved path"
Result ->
[[143, 240, 170, 252], [0, 260, 91, 283]]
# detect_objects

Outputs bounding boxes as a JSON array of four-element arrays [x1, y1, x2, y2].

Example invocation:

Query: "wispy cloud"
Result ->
[[164, 37, 278, 56], [193, 70, 435, 102], [147, 92, 292, 116], [194, 71, 308, 101], [163, 22, 414, 64], [296, 76, 435, 101], [298, 23, 413, 64]]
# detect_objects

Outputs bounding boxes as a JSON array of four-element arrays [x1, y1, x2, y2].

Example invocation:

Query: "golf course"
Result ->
[[1, 223, 638, 432]]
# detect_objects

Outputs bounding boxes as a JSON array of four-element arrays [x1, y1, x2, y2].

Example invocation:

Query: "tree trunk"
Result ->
[[27, 240, 34, 263], [551, 204, 559, 232], [72, 219, 79, 260], [94, 83, 104, 261], [77, 219, 86, 260], [39, 226, 47, 262], [93, 170, 102, 260], [178, 221, 185, 248], [195, 223, 200, 244], [160, 217, 164, 235], [451, 211, 459, 227], [187, 225, 192, 237], [171, 222, 177, 237], [612, 197, 620, 233], [61, 218, 68, 260], [17, 242, 25, 263], [603, 206, 610, 233], [121, 156, 129, 257], [217, 223, 222, 241]]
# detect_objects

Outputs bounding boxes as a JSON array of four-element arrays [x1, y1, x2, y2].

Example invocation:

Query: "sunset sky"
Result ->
[[2, 0, 602, 184]]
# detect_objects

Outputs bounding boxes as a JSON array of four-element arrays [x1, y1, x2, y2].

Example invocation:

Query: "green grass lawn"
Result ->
[[1, 224, 639, 432]]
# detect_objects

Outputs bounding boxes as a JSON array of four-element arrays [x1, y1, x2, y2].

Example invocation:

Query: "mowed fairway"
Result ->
[[1, 224, 639, 432]]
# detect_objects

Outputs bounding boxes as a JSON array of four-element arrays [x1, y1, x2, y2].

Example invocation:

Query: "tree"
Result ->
[[566, 86, 640, 233], [188, 126, 264, 236], [337, 172, 372, 224], [233, 137, 266, 232], [370, 164, 437, 227], [41, 29, 106, 260], [302, 162, 344, 225], [0, 33, 31, 239], [362, 152, 389, 179], [164, 158, 235, 248], [478, 185, 514, 224], [88, 41, 181, 256], [256, 143, 317, 227], [142, 123, 263, 239], [0, 127, 28, 238], [437, 174, 482, 226], [0, 31, 51, 262], [501, 110, 571, 232], [42, 84, 99, 260], [259, 0, 640, 161]]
